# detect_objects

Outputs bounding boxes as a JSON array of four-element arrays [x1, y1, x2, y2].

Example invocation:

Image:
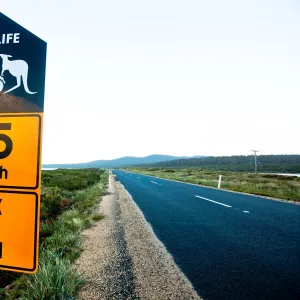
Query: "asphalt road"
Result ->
[[112, 170, 300, 300]]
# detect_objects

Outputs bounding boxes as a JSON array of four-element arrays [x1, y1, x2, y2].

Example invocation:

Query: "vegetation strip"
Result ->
[[125, 168, 300, 202], [0, 168, 107, 299]]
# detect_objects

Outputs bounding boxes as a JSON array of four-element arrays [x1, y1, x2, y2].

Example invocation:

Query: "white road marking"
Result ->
[[150, 181, 161, 185], [243, 211, 250, 213], [195, 195, 232, 208]]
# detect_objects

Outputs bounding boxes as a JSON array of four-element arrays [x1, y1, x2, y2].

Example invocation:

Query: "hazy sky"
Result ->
[[2, 1, 299, 163]]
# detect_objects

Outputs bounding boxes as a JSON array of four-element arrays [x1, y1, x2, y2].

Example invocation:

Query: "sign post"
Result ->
[[0, 13, 46, 273]]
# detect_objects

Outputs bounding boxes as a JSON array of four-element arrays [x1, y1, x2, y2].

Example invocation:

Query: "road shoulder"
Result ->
[[76, 173, 201, 299]]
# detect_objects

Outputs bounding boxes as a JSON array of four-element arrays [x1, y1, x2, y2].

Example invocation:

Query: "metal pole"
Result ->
[[251, 150, 260, 174]]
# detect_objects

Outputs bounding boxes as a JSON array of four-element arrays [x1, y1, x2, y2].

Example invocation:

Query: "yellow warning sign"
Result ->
[[0, 190, 39, 272], [0, 114, 41, 189], [0, 114, 42, 273], [0, 12, 47, 274]]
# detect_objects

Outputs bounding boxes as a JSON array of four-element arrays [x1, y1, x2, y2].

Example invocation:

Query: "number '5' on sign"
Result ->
[[0, 115, 41, 189], [0, 123, 13, 159]]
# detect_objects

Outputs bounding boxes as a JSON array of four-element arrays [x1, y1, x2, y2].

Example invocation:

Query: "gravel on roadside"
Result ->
[[76, 174, 202, 300]]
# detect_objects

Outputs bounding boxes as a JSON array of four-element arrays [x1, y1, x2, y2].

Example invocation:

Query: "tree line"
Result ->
[[139, 155, 300, 173]]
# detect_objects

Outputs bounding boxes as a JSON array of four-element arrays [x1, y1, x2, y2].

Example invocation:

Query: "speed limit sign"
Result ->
[[0, 13, 46, 273]]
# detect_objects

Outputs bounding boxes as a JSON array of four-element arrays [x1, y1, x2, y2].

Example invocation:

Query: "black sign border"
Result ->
[[0, 190, 38, 272], [0, 114, 41, 190]]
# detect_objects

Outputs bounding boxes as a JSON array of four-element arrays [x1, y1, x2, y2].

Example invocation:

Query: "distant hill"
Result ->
[[42, 154, 205, 169], [138, 155, 300, 173]]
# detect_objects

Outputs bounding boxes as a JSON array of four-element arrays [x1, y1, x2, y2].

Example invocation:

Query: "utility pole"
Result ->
[[251, 150, 260, 174]]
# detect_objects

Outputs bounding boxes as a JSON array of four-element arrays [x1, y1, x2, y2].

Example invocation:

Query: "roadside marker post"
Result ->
[[0, 13, 47, 273], [218, 175, 222, 189]]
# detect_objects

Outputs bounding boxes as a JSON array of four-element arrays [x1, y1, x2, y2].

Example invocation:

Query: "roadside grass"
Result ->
[[92, 213, 105, 221], [126, 168, 300, 202], [13, 250, 84, 300], [1, 169, 108, 300]]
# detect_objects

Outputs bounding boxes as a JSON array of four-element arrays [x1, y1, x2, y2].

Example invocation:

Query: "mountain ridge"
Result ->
[[42, 154, 205, 169]]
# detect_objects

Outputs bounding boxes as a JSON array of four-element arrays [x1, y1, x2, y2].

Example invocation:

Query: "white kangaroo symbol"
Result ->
[[0, 54, 37, 94]]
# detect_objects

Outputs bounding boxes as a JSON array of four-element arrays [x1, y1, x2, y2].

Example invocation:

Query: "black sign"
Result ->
[[0, 13, 47, 113]]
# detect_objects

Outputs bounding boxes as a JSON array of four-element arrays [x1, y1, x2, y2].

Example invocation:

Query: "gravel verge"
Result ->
[[76, 174, 202, 300]]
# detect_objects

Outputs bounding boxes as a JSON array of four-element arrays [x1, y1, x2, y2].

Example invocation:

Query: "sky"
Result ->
[[1, 0, 299, 163]]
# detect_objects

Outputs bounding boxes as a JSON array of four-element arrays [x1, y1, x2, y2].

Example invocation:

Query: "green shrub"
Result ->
[[40, 220, 57, 240], [40, 187, 63, 220], [92, 213, 105, 221], [17, 251, 84, 300], [44, 231, 82, 262], [42, 169, 104, 191]]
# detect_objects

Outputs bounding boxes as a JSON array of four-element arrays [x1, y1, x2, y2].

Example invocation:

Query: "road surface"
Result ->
[[113, 170, 300, 300]]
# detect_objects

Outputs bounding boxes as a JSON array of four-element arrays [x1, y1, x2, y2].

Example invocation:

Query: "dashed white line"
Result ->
[[150, 181, 161, 185], [195, 195, 232, 208], [243, 210, 250, 213]]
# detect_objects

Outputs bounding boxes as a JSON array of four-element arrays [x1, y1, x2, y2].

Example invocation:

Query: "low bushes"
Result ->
[[1, 168, 108, 299]]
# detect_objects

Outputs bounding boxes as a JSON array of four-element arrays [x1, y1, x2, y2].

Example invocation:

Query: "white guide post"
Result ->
[[218, 175, 222, 189]]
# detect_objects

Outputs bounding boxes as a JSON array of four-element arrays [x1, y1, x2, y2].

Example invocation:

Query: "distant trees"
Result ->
[[142, 155, 300, 173]]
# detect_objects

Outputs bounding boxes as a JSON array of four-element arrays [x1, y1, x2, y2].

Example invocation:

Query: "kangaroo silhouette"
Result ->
[[0, 54, 37, 94]]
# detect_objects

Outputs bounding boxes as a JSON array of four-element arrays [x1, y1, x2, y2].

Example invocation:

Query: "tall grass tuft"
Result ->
[[17, 250, 84, 300]]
